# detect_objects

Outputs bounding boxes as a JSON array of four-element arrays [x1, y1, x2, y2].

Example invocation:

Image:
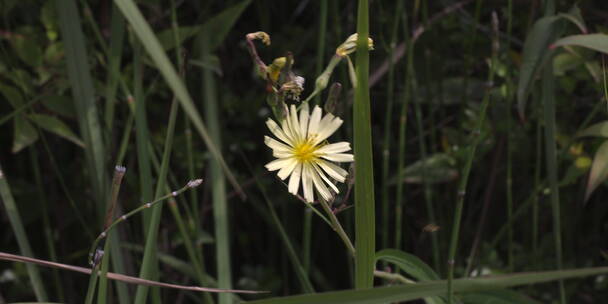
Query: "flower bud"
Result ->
[[336, 33, 374, 57]]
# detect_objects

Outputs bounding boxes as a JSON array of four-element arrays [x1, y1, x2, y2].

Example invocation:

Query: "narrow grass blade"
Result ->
[[134, 99, 179, 303], [113, 0, 245, 199], [0, 163, 48, 301], [200, 37, 233, 303], [246, 267, 608, 304], [56, 0, 107, 211]]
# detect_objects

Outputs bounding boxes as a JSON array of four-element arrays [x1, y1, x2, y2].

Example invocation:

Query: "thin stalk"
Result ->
[[446, 56, 496, 304], [84, 271, 99, 304], [541, 54, 567, 304], [313, 0, 328, 106], [88, 180, 203, 267], [395, 9, 412, 251], [104, 2, 126, 142], [354, 0, 375, 289], [200, 34, 233, 304], [319, 199, 356, 256], [381, 0, 403, 255], [303, 0, 328, 273], [0, 162, 48, 301], [505, 0, 515, 273], [134, 97, 180, 303], [411, 67, 439, 270], [97, 166, 127, 304], [532, 109, 541, 262], [29, 147, 64, 301]]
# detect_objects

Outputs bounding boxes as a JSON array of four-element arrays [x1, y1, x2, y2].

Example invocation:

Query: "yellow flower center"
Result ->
[[293, 141, 318, 163]]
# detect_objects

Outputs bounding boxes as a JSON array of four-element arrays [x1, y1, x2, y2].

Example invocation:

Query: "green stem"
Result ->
[[354, 0, 375, 289], [541, 53, 567, 304], [381, 0, 403, 255], [447, 56, 496, 304], [319, 199, 356, 257]]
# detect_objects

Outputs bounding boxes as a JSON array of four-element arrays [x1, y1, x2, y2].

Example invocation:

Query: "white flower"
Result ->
[[264, 103, 354, 203]]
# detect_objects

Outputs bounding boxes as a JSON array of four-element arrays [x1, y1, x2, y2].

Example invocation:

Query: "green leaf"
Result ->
[[42, 95, 76, 117], [12, 116, 39, 153], [376, 249, 445, 304], [394, 153, 458, 184], [584, 141, 608, 202], [114, 0, 244, 198], [576, 121, 608, 138], [558, 4, 587, 34], [0, 82, 25, 108], [11, 32, 44, 67], [157, 25, 202, 51], [245, 267, 608, 304], [27, 114, 85, 147], [190, 56, 222, 76], [517, 16, 560, 120], [376, 249, 440, 281], [198, 0, 252, 53], [462, 289, 541, 304], [551, 33, 608, 55]]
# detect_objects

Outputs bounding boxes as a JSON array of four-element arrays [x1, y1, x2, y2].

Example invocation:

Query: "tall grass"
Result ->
[[353, 0, 375, 290]]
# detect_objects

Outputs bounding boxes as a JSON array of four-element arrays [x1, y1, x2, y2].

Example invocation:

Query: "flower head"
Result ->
[[336, 33, 374, 57], [264, 103, 354, 203]]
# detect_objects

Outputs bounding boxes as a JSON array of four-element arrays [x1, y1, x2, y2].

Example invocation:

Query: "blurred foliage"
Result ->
[[0, 0, 607, 303]]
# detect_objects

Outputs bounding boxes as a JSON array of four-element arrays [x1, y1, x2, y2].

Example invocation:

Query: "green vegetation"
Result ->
[[1, 1, 607, 303]]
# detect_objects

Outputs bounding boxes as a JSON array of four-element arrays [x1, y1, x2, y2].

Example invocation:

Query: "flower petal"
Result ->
[[265, 157, 294, 171], [277, 158, 298, 180], [299, 102, 309, 138], [320, 153, 354, 162], [312, 163, 339, 194], [273, 150, 293, 158], [302, 164, 315, 203], [288, 163, 302, 196], [309, 164, 333, 201], [264, 136, 292, 152], [266, 119, 291, 145], [288, 104, 301, 142], [315, 142, 351, 155], [311, 116, 343, 145], [317, 159, 348, 182], [307, 106, 323, 138]]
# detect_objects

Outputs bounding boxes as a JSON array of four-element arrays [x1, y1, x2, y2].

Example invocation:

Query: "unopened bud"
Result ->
[[324, 83, 342, 114], [187, 179, 203, 188], [336, 33, 374, 57], [246, 31, 271, 46]]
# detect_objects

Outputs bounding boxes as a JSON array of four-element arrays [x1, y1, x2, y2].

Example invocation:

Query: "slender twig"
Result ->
[[88, 179, 203, 266], [0, 252, 264, 294], [319, 198, 356, 257]]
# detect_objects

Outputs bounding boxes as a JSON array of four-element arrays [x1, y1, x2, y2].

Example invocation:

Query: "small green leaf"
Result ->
[[0, 82, 25, 108], [27, 114, 85, 147], [12, 116, 39, 153], [11, 32, 44, 67], [584, 141, 608, 202], [576, 121, 608, 138]]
